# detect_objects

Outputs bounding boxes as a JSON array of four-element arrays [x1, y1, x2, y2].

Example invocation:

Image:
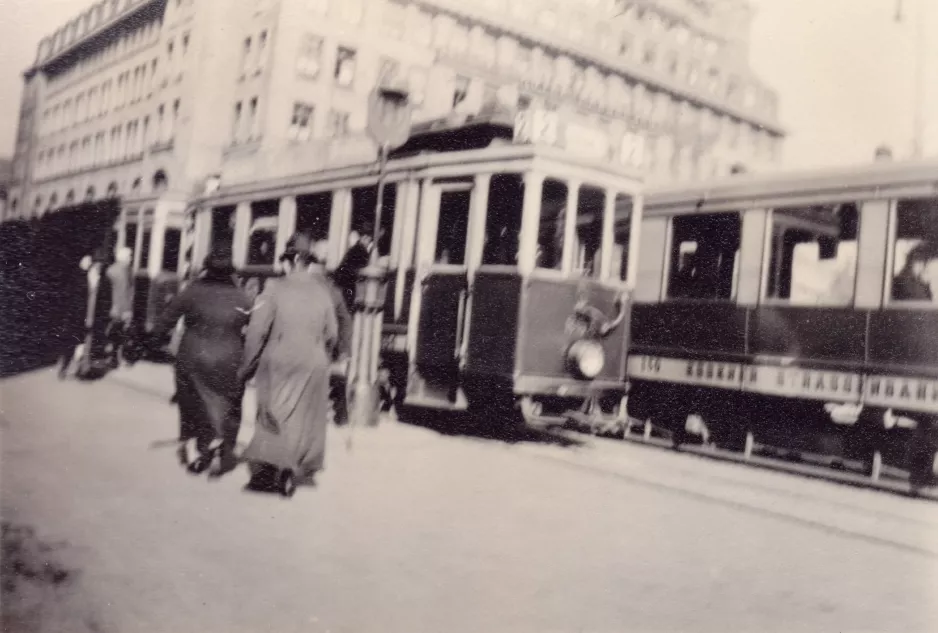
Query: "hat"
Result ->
[[281, 232, 313, 265], [203, 244, 235, 276]]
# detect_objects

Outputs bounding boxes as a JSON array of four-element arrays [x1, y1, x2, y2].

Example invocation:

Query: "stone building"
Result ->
[[5, 0, 783, 222]]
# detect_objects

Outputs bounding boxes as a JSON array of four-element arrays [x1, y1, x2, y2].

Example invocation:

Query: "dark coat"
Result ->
[[332, 243, 371, 310], [156, 275, 251, 450]]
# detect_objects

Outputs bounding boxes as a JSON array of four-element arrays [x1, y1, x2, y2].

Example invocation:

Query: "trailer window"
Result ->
[[296, 191, 332, 241], [482, 173, 523, 266], [536, 179, 567, 271], [765, 204, 858, 306], [435, 189, 470, 265], [666, 213, 740, 301], [889, 197, 938, 304], [350, 185, 396, 259]]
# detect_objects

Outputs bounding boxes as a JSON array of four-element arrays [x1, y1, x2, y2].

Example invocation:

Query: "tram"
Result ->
[[183, 110, 645, 430], [624, 156, 938, 488]]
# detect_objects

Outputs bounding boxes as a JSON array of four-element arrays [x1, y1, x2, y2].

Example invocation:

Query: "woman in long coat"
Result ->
[[155, 247, 251, 477], [238, 235, 338, 495]]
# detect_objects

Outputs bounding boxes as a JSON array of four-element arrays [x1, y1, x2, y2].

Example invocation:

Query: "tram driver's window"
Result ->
[[435, 188, 470, 265], [765, 203, 858, 306], [536, 179, 567, 271], [482, 173, 523, 266], [890, 197, 938, 303], [613, 193, 631, 281], [666, 212, 741, 300], [573, 186, 603, 276]]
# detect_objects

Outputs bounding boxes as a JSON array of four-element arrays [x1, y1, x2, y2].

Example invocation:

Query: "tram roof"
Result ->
[[200, 117, 643, 206], [636, 155, 938, 216]]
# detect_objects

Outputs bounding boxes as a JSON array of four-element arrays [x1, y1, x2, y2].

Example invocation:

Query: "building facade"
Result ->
[[5, 0, 783, 222]]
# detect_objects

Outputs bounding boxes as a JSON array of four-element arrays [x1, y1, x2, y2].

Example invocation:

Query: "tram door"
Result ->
[[408, 179, 475, 408]]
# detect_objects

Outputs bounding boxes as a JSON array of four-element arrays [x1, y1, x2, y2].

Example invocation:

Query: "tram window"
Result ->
[[296, 192, 332, 241], [536, 179, 567, 271], [124, 223, 137, 251], [210, 205, 235, 254], [436, 189, 470, 265], [666, 213, 740, 300], [765, 203, 858, 306], [350, 185, 396, 258], [162, 228, 181, 272], [613, 193, 631, 281], [247, 199, 278, 267], [482, 173, 523, 266], [574, 186, 603, 276], [139, 230, 152, 269], [890, 198, 938, 303]]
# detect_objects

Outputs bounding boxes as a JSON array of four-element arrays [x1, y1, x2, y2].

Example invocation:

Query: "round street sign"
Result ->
[[366, 87, 413, 150]]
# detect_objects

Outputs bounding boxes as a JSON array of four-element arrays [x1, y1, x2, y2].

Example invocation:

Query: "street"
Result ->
[[2, 363, 938, 633]]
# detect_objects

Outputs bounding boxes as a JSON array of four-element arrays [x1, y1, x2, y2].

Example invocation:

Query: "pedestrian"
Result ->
[[332, 225, 374, 311], [238, 233, 338, 496], [58, 255, 94, 379], [154, 245, 251, 477], [104, 246, 134, 369], [308, 237, 353, 426]]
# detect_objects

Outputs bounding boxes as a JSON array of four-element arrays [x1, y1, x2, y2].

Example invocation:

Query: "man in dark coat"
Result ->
[[58, 255, 94, 379], [332, 226, 374, 311]]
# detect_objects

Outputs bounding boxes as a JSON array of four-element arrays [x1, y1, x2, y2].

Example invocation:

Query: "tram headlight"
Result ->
[[567, 340, 605, 380]]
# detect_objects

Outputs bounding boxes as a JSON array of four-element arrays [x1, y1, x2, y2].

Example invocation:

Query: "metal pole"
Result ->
[[371, 143, 389, 265]]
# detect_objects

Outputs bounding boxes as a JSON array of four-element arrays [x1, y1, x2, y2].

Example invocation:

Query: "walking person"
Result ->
[[104, 246, 134, 369], [153, 246, 251, 477], [58, 255, 95, 379], [308, 237, 353, 426], [238, 234, 338, 496]]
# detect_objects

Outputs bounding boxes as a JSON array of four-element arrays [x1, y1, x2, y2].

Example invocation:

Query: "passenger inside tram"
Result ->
[[667, 213, 740, 300], [891, 198, 938, 303], [481, 174, 523, 266]]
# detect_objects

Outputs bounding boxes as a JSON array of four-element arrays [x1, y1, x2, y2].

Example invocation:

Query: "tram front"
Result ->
[[404, 111, 645, 432]]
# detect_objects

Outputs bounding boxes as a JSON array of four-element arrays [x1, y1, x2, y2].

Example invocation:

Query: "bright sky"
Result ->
[[0, 0, 935, 168]]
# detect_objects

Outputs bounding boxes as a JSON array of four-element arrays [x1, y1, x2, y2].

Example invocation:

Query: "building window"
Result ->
[[765, 204, 859, 307], [169, 99, 180, 141], [326, 109, 349, 137], [150, 59, 158, 93], [141, 116, 150, 152], [334, 47, 356, 88], [256, 30, 269, 72], [297, 34, 323, 78], [377, 56, 399, 86], [232, 101, 242, 142], [288, 102, 314, 141], [452, 75, 469, 108], [182, 32, 190, 56], [153, 104, 164, 144], [247, 97, 259, 139], [241, 36, 252, 76]]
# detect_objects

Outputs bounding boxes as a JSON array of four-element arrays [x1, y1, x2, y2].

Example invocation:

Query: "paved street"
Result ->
[[2, 363, 938, 633]]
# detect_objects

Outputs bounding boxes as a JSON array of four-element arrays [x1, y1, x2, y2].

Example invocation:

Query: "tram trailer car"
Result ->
[[189, 114, 645, 431], [624, 157, 938, 487]]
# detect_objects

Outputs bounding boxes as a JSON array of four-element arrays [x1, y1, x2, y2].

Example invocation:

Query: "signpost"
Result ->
[[347, 85, 413, 438]]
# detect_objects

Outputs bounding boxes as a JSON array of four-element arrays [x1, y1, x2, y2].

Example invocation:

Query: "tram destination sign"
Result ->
[[628, 354, 938, 415], [513, 109, 645, 170]]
